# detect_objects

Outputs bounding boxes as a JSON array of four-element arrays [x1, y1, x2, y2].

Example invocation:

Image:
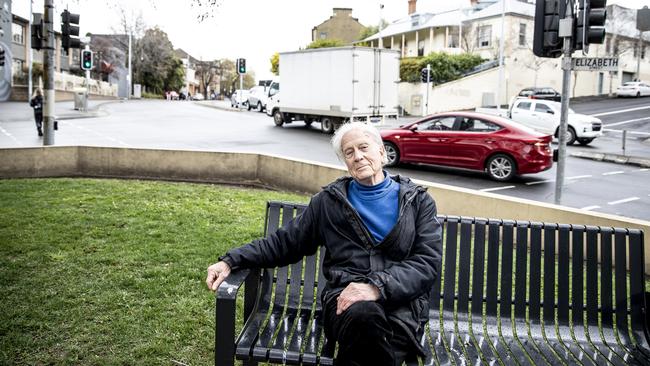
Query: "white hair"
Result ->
[[331, 121, 388, 165]]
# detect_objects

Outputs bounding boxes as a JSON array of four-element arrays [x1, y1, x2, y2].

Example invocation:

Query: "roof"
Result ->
[[362, 0, 535, 42]]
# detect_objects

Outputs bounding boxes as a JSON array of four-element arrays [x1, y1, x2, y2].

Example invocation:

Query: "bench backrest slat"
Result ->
[[486, 220, 501, 316], [429, 219, 445, 311], [629, 230, 646, 343], [528, 223, 543, 325], [556, 225, 571, 325], [572, 226, 585, 326], [500, 221, 514, 319], [600, 228, 614, 328], [614, 229, 629, 340], [442, 219, 459, 311], [586, 227, 600, 326], [543, 225, 557, 324], [456, 219, 472, 314], [514, 223, 529, 319], [471, 219, 487, 316]]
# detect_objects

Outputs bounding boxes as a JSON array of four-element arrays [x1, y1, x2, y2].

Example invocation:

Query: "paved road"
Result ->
[[0, 97, 648, 220]]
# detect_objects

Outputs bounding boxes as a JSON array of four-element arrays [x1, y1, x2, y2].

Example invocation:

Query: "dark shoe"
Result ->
[[38, 128, 43, 136]]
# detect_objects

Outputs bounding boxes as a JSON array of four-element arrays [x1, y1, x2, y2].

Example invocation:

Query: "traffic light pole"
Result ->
[[43, 0, 55, 145], [554, 31, 573, 205], [425, 64, 431, 115]]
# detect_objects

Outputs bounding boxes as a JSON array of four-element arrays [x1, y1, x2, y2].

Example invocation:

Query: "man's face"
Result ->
[[340, 129, 386, 186]]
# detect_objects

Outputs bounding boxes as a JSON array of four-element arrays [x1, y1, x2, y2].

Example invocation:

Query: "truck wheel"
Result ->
[[304, 119, 313, 127], [383, 142, 400, 167], [321, 118, 334, 134], [273, 110, 284, 127], [486, 154, 516, 181]]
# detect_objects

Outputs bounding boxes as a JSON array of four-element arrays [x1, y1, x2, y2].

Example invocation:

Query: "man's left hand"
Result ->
[[336, 282, 380, 315]]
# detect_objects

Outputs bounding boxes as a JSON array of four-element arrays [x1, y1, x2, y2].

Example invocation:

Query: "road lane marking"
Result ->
[[567, 175, 592, 180], [607, 197, 640, 205], [526, 179, 555, 185], [602, 116, 650, 127], [592, 106, 650, 117], [0, 125, 22, 145], [641, 168, 650, 172], [480, 186, 516, 192], [602, 171, 624, 175], [581, 205, 601, 211]]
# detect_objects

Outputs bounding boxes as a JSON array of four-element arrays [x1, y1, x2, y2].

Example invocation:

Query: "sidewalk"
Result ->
[[0, 99, 115, 123], [194, 99, 242, 112]]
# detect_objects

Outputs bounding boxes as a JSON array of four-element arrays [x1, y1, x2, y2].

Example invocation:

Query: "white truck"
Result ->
[[265, 47, 400, 134]]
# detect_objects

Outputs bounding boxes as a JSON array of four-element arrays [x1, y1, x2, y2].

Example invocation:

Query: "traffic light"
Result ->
[[420, 68, 431, 83], [81, 50, 93, 70], [61, 10, 81, 51], [576, 0, 607, 50], [0, 47, 5, 67], [31, 13, 44, 51], [237, 58, 246, 74], [533, 0, 565, 58]]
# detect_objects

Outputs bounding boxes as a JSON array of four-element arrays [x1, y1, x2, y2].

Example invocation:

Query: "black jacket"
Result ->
[[30, 96, 43, 115], [221, 174, 443, 354]]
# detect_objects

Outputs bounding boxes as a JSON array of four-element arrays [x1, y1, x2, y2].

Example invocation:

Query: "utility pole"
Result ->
[[554, 15, 574, 205], [28, 0, 33, 102], [496, 0, 505, 111], [425, 64, 431, 115], [43, 0, 55, 146], [128, 32, 132, 99]]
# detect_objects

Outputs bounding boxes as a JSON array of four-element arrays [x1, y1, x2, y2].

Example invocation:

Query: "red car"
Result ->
[[381, 112, 553, 181]]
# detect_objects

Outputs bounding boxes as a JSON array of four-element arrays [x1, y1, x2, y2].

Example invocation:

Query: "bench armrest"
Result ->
[[215, 268, 251, 366]]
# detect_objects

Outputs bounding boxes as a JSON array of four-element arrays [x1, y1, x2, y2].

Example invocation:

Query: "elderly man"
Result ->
[[206, 122, 442, 366]]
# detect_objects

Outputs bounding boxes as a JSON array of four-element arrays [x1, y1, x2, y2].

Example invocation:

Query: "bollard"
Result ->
[[622, 130, 627, 156]]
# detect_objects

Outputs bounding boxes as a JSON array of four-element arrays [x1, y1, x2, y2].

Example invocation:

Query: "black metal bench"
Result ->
[[215, 201, 650, 365]]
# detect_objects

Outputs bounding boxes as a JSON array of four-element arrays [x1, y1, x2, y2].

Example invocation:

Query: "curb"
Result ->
[[571, 151, 650, 168], [194, 101, 242, 113]]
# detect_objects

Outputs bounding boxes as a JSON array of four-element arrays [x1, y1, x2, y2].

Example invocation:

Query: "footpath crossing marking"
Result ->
[[480, 185, 516, 192], [581, 205, 601, 211], [607, 197, 640, 205]]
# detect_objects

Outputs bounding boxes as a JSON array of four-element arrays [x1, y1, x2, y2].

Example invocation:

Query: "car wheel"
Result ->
[[637, 91, 641, 98], [257, 102, 263, 112], [273, 110, 284, 127], [321, 118, 334, 134], [486, 154, 516, 181], [566, 126, 577, 145], [578, 138, 594, 146], [247, 102, 252, 111], [383, 142, 400, 167], [304, 119, 313, 127]]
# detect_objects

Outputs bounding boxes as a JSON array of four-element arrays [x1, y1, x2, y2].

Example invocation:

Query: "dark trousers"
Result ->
[[323, 298, 413, 366], [34, 112, 43, 130]]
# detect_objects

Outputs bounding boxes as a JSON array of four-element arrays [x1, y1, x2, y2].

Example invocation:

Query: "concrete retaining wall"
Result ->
[[2, 146, 648, 274]]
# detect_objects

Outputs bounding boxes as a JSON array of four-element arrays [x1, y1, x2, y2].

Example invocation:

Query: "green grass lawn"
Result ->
[[0, 178, 308, 365]]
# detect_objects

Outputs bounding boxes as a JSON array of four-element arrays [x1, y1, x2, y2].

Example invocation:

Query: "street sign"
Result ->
[[638, 6, 650, 31], [572, 57, 618, 71]]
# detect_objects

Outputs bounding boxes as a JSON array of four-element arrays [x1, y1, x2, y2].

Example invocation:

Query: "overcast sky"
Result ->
[[14, 0, 650, 82]]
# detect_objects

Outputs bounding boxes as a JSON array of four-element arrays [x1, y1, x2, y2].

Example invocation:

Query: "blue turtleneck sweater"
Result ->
[[347, 172, 400, 244]]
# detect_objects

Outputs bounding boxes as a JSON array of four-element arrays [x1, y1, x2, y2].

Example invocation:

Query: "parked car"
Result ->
[[247, 85, 268, 112], [509, 98, 602, 145], [616, 81, 650, 97], [230, 90, 250, 108], [381, 112, 553, 181], [192, 92, 205, 101], [517, 87, 562, 102]]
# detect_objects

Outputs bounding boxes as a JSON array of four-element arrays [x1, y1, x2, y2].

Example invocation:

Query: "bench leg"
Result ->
[[215, 295, 236, 366]]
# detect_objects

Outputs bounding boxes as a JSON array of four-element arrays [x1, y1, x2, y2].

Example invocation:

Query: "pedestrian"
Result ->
[[206, 122, 443, 366], [29, 88, 44, 137]]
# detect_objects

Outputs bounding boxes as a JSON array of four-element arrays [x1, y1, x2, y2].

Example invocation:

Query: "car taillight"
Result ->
[[534, 141, 551, 155]]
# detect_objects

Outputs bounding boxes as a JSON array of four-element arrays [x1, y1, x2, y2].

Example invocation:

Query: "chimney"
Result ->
[[408, 0, 417, 15]]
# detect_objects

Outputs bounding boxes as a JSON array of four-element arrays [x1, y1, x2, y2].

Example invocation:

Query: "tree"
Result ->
[[400, 52, 484, 83], [270, 53, 279, 76], [356, 19, 388, 46], [306, 39, 345, 49], [133, 27, 183, 94], [195, 60, 220, 96]]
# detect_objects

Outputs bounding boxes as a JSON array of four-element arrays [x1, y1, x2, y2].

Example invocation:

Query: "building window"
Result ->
[[448, 28, 459, 48], [519, 24, 526, 47], [12, 23, 25, 44], [477, 25, 491, 48], [320, 32, 327, 39], [418, 40, 425, 56]]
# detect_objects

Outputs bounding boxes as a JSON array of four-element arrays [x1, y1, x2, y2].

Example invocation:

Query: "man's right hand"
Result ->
[[206, 261, 231, 291]]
